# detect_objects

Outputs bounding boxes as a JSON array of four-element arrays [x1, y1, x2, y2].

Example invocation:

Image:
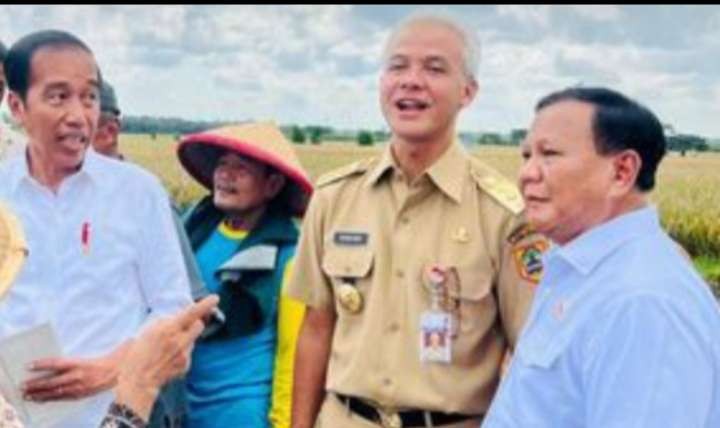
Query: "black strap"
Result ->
[[335, 393, 481, 427]]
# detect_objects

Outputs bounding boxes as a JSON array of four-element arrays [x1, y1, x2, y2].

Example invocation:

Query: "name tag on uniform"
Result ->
[[419, 311, 452, 364], [333, 231, 368, 246]]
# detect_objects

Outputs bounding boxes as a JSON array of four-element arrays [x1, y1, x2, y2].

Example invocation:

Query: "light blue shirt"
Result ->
[[482, 206, 720, 428], [0, 150, 192, 428]]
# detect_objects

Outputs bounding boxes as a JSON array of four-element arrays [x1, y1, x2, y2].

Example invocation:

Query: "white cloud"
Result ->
[[496, 5, 552, 27], [2, 5, 720, 138], [566, 5, 622, 22]]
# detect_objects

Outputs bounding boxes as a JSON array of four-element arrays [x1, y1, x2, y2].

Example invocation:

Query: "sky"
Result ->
[[2, 5, 720, 138]]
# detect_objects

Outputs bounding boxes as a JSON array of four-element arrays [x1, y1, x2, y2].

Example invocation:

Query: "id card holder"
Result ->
[[419, 310, 452, 363]]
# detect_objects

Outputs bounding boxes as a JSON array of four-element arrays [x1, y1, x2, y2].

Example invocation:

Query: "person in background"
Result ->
[[0, 39, 26, 160], [481, 86, 720, 428], [92, 80, 122, 159], [0, 29, 192, 428], [177, 122, 312, 427]]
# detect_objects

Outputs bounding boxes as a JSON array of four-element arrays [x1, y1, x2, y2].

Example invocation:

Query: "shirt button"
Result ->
[[395, 270, 404, 279], [382, 378, 392, 387], [400, 217, 410, 225], [388, 323, 399, 332]]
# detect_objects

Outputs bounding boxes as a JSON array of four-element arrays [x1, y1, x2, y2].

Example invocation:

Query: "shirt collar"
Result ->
[[9, 148, 101, 194], [365, 144, 395, 186], [551, 205, 660, 276], [365, 141, 466, 203], [81, 150, 104, 182]]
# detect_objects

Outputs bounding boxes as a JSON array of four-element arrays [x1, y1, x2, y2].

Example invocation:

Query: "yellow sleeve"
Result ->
[[269, 258, 306, 428]]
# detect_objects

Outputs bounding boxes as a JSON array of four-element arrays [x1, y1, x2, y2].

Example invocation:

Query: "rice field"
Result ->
[[120, 134, 720, 290]]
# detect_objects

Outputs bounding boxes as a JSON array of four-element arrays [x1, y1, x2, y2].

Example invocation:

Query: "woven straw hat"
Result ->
[[0, 203, 28, 301], [178, 122, 313, 216]]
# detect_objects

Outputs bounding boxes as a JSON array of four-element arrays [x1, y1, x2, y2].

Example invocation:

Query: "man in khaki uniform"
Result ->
[[287, 14, 547, 428]]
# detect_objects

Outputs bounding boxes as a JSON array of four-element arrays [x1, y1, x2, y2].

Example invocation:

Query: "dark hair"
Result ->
[[0, 40, 7, 63], [536, 87, 666, 192], [5, 30, 98, 100]]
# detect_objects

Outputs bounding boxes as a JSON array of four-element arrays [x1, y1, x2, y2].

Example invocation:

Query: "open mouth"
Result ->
[[59, 134, 89, 150], [395, 98, 430, 112], [215, 184, 238, 195]]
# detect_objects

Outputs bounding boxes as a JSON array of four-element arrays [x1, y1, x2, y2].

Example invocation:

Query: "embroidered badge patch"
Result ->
[[513, 240, 549, 284], [507, 224, 535, 245]]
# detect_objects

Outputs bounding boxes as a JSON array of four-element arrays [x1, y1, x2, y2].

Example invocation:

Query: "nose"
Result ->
[[399, 65, 424, 90], [63, 97, 88, 128], [518, 153, 542, 189], [214, 164, 233, 181]]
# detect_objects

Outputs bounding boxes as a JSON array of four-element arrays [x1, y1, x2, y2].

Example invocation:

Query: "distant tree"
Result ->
[[510, 129, 527, 145], [667, 134, 707, 157], [307, 126, 324, 144], [357, 130, 374, 146], [291, 126, 306, 144], [372, 130, 390, 143], [123, 115, 233, 135], [478, 132, 504, 146]]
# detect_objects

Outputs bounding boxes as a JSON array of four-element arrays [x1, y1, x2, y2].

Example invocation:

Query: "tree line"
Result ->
[[121, 115, 717, 153]]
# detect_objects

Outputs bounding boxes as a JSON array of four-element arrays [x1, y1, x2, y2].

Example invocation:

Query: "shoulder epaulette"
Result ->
[[317, 157, 376, 188], [469, 158, 524, 215]]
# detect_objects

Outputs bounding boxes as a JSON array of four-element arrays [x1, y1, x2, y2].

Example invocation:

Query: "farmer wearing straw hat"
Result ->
[[177, 122, 313, 428]]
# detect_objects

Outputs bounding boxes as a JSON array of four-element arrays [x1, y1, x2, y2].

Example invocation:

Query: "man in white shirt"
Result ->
[[0, 29, 192, 428]]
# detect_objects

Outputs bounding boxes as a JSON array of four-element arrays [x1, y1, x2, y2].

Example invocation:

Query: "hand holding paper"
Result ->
[[22, 347, 127, 402]]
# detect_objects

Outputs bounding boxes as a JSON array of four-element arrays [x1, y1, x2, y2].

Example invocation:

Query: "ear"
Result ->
[[609, 150, 641, 196], [265, 173, 287, 200], [459, 78, 478, 108], [7, 92, 27, 125], [107, 118, 121, 137]]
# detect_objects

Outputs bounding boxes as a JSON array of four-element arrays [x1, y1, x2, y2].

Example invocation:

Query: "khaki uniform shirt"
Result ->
[[287, 142, 547, 414]]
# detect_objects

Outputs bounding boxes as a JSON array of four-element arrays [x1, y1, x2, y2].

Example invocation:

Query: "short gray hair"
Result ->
[[382, 12, 480, 83]]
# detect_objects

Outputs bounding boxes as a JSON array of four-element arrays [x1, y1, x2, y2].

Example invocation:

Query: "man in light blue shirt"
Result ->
[[483, 87, 720, 428]]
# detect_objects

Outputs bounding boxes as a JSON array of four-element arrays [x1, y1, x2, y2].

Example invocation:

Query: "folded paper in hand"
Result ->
[[0, 323, 86, 428]]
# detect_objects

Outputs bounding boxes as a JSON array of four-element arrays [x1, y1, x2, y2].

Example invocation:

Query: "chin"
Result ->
[[525, 213, 554, 236], [213, 196, 230, 210], [58, 153, 86, 170], [392, 125, 433, 142], [214, 198, 248, 213]]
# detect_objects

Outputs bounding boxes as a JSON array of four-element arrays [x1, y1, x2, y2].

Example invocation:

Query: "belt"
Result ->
[[335, 393, 482, 427]]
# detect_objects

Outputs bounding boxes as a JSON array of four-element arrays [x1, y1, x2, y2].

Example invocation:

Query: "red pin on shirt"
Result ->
[[81, 222, 91, 255]]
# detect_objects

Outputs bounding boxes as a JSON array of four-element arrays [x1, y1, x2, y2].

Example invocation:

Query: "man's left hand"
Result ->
[[23, 346, 129, 401]]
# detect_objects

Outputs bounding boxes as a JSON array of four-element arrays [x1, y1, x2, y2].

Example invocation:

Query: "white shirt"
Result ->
[[0, 123, 27, 161], [0, 150, 192, 428]]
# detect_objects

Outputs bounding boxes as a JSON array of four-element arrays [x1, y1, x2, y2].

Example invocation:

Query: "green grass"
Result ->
[[694, 256, 720, 297]]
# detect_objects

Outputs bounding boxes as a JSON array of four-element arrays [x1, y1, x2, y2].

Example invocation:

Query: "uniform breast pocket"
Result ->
[[445, 267, 493, 334], [321, 248, 374, 313]]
